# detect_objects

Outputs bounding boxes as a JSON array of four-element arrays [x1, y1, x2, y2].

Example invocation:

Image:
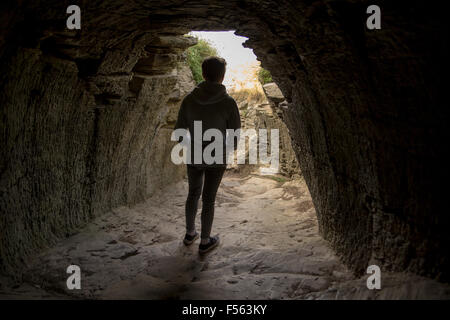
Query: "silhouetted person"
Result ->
[[174, 56, 241, 254]]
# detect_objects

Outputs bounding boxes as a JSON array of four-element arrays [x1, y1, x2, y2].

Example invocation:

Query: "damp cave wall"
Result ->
[[0, 0, 449, 281]]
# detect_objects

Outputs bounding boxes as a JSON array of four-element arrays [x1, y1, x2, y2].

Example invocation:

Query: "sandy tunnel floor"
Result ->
[[1, 170, 449, 300]]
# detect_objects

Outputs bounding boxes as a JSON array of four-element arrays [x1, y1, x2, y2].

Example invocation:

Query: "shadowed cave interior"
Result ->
[[0, 0, 449, 299]]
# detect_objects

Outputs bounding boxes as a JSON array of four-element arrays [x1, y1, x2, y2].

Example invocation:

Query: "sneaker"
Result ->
[[199, 236, 220, 254], [183, 232, 199, 246]]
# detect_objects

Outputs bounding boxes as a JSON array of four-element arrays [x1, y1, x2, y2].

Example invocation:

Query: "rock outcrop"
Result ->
[[232, 81, 300, 177], [263, 83, 284, 104], [261, 82, 300, 177], [0, 1, 448, 282]]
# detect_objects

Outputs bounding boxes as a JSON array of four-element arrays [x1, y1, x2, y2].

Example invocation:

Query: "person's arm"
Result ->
[[226, 98, 241, 151]]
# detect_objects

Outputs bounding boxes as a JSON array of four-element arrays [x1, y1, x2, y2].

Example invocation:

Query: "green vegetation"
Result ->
[[186, 37, 219, 84], [257, 67, 273, 85], [268, 175, 288, 184]]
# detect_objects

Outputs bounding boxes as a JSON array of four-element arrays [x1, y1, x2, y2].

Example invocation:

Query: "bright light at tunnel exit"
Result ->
[[188, 31, 260, 90]]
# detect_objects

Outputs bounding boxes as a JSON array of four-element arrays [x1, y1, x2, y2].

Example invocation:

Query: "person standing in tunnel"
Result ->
[[174, 56, 241, 254]]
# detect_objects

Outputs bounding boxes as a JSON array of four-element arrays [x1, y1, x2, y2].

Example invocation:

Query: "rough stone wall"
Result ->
[[235, 89, 300, 177], [261, 82, 300, 177], [147, 62, 196, 195], [0, 6, 196, 273], [1, 0, 448, 281]]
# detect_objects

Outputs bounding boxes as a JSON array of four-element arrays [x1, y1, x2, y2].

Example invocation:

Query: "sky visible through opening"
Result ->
[[189, 31, 260, 90]]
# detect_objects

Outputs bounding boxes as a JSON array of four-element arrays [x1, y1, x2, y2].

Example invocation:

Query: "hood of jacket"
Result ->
[[190, 81, 228, 105]]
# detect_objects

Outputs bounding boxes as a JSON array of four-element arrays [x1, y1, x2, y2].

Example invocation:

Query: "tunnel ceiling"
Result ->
[[0, 0, 448, 281]]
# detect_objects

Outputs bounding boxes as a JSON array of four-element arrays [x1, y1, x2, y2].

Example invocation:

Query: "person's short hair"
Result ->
[[202, 56, 227, 82]]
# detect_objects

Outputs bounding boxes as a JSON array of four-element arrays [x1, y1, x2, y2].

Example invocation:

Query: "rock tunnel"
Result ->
[[0, 0, 449, 292]]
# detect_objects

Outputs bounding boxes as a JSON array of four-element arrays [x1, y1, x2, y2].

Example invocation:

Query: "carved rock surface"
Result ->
[[0, 1, 448, 282], [263, 83, 284, 103], [260, 82, 300, 177]]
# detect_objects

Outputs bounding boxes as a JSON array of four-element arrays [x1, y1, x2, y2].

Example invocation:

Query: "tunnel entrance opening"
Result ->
[[2, 29, 335, 299], [183, 30, 302, 176], [1, 0, 449, 299]]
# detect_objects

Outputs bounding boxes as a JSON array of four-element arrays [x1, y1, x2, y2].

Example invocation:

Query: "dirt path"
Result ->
[[1, 171, 449, 299]]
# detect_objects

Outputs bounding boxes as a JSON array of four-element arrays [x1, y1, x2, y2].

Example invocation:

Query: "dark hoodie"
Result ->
[[174, 81, 241, 167]]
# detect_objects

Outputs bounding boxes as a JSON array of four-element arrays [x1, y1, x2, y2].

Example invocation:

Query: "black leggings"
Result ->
[[185, 165, 226, 240]]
